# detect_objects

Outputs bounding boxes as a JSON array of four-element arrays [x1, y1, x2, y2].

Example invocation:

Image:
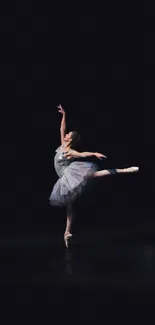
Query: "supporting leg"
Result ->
[[64, 204, 73, 248], [93, 166, 139, 178]]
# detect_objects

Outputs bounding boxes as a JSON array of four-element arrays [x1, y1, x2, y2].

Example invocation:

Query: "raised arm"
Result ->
[[57, 104, 66, 145], [64, 150, 107, 160]]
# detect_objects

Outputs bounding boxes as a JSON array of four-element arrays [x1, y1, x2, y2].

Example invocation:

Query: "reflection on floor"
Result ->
[[1, 227, 155, 321]]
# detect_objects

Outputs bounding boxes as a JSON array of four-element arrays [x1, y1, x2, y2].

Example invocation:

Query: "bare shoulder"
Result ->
[[70, 149, 82, 157]]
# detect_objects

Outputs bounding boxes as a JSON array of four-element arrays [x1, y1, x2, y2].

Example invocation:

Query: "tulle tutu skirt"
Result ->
[[49, 161, 98, 207]]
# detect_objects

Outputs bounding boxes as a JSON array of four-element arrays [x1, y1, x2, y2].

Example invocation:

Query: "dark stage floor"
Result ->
[[1, 224, 155, 322]]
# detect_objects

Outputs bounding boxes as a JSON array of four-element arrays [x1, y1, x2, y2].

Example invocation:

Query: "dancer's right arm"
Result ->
[[57, 104, 66, 145], [64, 150, 107, 159]]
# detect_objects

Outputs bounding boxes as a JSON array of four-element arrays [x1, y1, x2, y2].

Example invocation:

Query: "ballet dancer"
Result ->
[[49, 104, 139, 248]]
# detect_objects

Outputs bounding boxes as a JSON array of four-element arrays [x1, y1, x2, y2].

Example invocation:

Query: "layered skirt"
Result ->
[[49, 161, 98, 207]]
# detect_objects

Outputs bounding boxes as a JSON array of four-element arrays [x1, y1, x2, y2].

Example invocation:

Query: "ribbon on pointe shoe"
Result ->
[[64, 232, 72, 248]]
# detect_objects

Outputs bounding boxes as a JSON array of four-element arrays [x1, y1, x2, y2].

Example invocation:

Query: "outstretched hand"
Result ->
[[94, 152, 107, 160], [57, 104, 65, 114]]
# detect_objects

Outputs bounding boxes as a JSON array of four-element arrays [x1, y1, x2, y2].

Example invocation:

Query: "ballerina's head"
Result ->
[[64, 131, 81, 149]]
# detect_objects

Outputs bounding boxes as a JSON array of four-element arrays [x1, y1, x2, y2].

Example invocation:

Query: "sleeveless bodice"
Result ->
[[54, 145, 74, 177]]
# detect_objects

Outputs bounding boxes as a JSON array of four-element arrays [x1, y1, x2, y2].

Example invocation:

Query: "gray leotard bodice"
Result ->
[[54, 145, 74, 178]]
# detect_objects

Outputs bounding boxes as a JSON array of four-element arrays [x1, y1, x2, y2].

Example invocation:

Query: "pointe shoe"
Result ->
[[123, 166, 139, 173], [64, 232, 72, 248], [128, 166, 139, 173]]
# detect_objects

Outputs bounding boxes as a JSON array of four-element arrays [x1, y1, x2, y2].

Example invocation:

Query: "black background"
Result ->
[[1, 1, 155, 322], [1, 2, 152, 236]]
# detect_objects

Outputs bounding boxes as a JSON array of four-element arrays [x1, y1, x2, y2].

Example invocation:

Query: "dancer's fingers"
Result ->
[[63, 151, 71, 158]]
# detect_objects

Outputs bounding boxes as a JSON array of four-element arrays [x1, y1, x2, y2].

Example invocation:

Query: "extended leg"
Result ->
[[93, 166, 139, 178]]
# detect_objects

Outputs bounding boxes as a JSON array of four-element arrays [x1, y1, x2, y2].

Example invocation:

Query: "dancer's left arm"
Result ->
[[57, 104, 66, 145], [64, 150, 107, 160]]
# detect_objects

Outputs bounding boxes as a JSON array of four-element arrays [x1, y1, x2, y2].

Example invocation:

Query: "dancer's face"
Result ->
[[64, 132, 73, 143]]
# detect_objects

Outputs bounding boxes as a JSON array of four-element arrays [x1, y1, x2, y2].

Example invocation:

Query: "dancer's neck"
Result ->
[[63, 141, 71, 150]]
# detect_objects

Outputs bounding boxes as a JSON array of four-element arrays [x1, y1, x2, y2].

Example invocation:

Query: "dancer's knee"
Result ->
[[108, 168, 117, 175]]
